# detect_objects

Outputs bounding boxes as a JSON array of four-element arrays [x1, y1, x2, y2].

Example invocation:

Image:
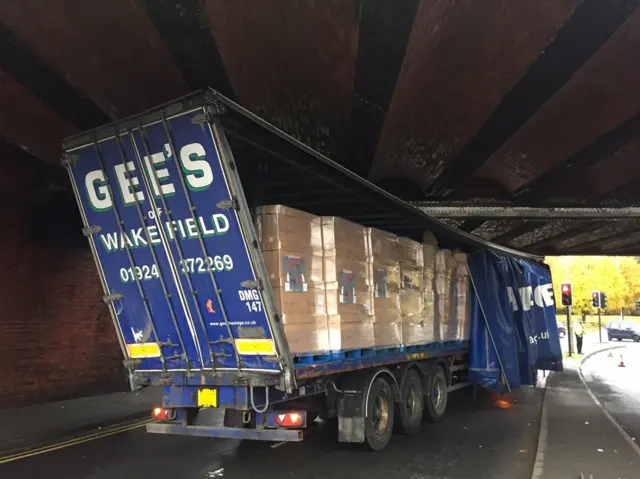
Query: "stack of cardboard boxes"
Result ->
[[422, 233, 438, 343], [369, 228, 402, 348], [398, 238, 425, 345], [323, 217, 375, 350], [434, 249, 449, 341], [255, 205, 334, 354], [452, 252, 471, 341], [256, 205, 472, 354]]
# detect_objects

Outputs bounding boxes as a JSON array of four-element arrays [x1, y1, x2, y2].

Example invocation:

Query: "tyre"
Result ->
[[608, 336, 612, 342], [364, 377, 395, 451], [558, 331, 566, 339], [633, 335, 640, 343], [424, 364, 448, 423], [394, 369, 424, 435]]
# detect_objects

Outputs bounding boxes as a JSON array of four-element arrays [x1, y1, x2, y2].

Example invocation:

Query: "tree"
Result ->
[[545, 256, 638, 314]]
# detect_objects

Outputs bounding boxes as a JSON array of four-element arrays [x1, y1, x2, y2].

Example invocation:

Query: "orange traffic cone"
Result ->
[[618, 354, 626, 368]]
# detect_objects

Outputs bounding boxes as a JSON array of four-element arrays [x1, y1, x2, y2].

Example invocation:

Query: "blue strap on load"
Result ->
[[468, 251, 563, 392]]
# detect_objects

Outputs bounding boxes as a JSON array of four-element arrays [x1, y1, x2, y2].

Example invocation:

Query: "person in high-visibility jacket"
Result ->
[[573, 319, 585, 354]]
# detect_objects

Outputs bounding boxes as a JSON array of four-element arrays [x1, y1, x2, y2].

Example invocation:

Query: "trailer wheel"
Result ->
[[424, 364, 448, 423], [364, 377, 394, 451], [394, 369, 424, 435]]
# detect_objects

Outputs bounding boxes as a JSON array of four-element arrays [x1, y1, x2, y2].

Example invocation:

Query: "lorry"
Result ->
[[63, 89, 561, 451]]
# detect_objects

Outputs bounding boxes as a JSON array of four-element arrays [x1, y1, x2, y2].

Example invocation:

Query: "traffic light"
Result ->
[[592, 291, 601, 308], [600, 291, 608, 309], [561, 283, 573, 306]]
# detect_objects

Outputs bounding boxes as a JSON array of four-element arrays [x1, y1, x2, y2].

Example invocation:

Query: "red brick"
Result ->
[[0, 182, 125, 407]]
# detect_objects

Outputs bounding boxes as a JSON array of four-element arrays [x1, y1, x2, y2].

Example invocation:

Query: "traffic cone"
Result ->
[[618, 354, 626, 368], [608, 350, 613, 358]]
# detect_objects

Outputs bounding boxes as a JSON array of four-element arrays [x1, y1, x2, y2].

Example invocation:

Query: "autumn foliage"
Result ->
[[545, 257, 640, 314]]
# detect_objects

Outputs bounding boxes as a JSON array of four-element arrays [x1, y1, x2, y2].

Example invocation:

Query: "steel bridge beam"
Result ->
[[415, 206, 640, 220]]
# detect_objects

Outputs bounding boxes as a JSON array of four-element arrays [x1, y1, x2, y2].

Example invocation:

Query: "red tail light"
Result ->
[[152, 407, 175, 421], [275, 411, 304, 428]]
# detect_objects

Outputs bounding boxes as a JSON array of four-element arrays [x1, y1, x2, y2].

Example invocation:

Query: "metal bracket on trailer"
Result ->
[[60, 153, 78, 167], [103, 292, 123, 304], [191, 101, 227, 125], [82, 225, 101, 236], [216, 199, 237, 210]]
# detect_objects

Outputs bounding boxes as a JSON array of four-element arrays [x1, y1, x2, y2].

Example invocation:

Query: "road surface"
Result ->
[[0, 388, 542, 479], [581, 342, 640, 449]]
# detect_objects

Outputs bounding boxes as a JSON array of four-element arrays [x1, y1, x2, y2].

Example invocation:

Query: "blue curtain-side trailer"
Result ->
[[62, 90, 549, 451]]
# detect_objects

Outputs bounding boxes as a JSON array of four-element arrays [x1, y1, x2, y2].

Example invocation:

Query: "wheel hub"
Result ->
[[373, 396, 389, 435], [432, 376, 445, 413]]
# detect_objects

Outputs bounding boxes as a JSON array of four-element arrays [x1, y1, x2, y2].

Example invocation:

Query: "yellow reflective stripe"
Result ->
[[197, 389, 218, 407], [234, 339, 276, 355], [126, 343, 161, 358]]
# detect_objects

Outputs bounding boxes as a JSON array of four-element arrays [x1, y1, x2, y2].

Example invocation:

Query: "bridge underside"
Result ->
[[3, 0, 640, 255]]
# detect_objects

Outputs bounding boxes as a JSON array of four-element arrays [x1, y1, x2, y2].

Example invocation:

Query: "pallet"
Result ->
[[293, 340, 468, 366], [292, 351, 333, 365], [331, 346, 404, 361]]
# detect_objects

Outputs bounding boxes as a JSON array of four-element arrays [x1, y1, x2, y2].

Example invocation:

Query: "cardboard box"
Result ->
[[435, 249, 451, 276], [423, 232, 438, 279], [374, 318, 402, 348], [399, 265, 423, 317], [262, 249, 324, 290], [255, 205, 323, 252], [272, 287, 338, 322], [284, 317, 336, 354], [322, 217, 368, 262], [440, 317, 458, 342], [423, 295, 437, 343], [326, 257, 375, 322], [323, 256, 372, 288], [373, 293, 400, 319], [372, 263, 400, 294], [434, 274, 447, 342], [423, 232, 438, 247], [398, 237, 424, 267], [368, 228, 399, 265], [423, 269, 437, 344], [329, 316, 375, 350], [402, 322, 425, 346], [454, 294, 471, 341], [368, 229, 402, 348], [452, 252, 470, 341]]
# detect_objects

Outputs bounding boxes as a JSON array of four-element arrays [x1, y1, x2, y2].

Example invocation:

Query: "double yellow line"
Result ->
[[0, 418, 154, 464]]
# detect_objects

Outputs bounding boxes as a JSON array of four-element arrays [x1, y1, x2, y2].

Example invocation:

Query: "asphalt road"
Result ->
[[0, 388, 543, 479], [581, 342, 640, 448]]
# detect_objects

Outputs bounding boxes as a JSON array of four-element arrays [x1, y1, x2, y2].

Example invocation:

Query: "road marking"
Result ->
[[0, 418, 153, 464], [530, 372, 549, 479], [578, 345, 640, 458]]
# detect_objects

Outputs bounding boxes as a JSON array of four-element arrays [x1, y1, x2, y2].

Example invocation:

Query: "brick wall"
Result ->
[[0, 191, 126, 408]]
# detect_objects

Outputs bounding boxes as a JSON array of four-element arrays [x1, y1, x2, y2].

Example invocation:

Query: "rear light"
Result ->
[[152, 407, 175, 421], [275, 411, 305, 428]]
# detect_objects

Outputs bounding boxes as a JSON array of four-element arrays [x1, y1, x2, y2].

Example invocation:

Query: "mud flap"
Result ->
[[338, 416, 365, 443], [337, 389, 366, 443]]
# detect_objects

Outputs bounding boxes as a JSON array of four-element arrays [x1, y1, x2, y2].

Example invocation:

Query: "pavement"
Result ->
[[0, 384, 543, 479], [0, 387, 160, 455], [533, 331, 640, 479]]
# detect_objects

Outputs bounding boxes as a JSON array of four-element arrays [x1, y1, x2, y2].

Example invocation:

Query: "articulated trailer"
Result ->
[[63, 90, 551, 451]]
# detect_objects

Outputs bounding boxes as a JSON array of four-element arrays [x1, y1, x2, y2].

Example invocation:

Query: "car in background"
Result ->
[[557, 322, 566, 339], [606, 320, 640, 342]]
